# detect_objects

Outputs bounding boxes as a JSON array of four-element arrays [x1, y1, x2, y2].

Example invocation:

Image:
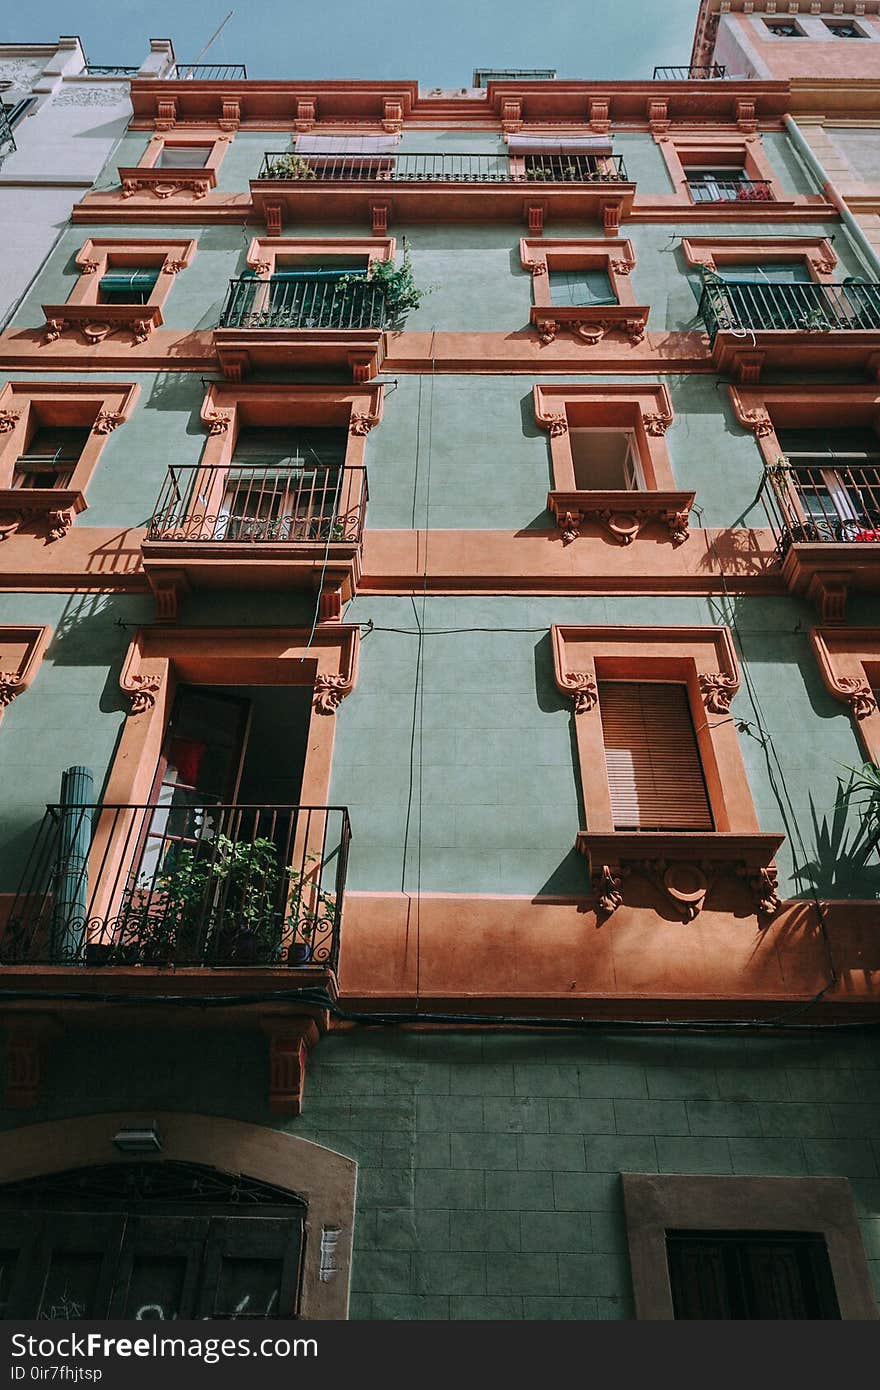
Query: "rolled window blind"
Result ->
[[597, 681, 713, 831]]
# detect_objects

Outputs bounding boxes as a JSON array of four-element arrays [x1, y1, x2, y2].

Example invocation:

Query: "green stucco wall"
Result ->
[[1, 1026, 878, 1319]]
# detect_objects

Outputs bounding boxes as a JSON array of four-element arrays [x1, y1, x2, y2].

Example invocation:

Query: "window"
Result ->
[[534, 384, 693, 546], [686, 164, 748, 202], [764, 20, 803, 36], [623, 1174, 876, 1320], [12, 425, 90, 490], [156, 144, 213, 169], [598, 682, 714, 831], [0, 382, 139, 540], [218, 426, 348, 542], [666, 1230, 840, 1320], [823, 20, 863, 37], [776, 427, 880, 542], [681, 237, 837, 284], [552, 624, 783, 920], [719, 261, 812, 285], [0, 1161, 305, 1319], [569, 429, 643, 490], [549, 268, 617, 307], [96, 268, 161, 305]]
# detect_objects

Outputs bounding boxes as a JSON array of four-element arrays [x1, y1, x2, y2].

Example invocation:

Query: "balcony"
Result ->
[[652, 65, 728, 79], [2, 801, 350, 973], [81, 64, 140, 77], [215, 275, 387, 381], [763, 457, 880, 620], [699, 278, 880, 381], [251, 151, 635, 235], [141, 463, 368, 612], [169, 63, 248, 80]]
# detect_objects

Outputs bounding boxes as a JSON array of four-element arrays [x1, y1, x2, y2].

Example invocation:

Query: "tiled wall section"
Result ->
[[2, 1027, 878, 1320]]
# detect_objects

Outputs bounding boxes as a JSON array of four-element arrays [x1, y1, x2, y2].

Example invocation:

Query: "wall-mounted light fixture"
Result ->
[[112, 1123, 163, 1154]]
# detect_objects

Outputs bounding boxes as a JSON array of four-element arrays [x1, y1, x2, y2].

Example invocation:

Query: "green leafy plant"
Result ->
[[263, 153, 317, 180], [337, 248, 430, 327]]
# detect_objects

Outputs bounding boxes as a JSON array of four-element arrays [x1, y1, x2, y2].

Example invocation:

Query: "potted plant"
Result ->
[[209, 834, 285, 964], [263, 153, 317, 181]]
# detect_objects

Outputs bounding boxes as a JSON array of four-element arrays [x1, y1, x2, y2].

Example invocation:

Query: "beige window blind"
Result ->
[[597, 681, 714, 831]]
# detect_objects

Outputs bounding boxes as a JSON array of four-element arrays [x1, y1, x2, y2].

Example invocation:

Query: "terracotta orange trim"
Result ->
[[810, 627, 880, 762], [245, 235, 395, 275], [110, 621, 358, 815], [336, 890, 880, 1018], [519, 236, 638, 308], [71, 190, 252, 224], [549, 622, 783, 921], [680, 235, 838, 280], [46, 233, 198, 346], [533, 380, 676, 473], [117, 128, 232, 204], [0, 626, 51, 721], [0, 325, 716, 375], [0, 524, 785, 594], [0, 381, 139, 543]]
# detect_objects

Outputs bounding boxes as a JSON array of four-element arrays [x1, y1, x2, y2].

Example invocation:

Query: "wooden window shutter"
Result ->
[[597, 681, 714, 831]]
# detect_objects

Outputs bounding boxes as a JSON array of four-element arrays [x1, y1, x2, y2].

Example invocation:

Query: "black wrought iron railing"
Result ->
[[81, 64, 140, 76], [219, 275, 387, 330], [699, 279, 880, 341], [763, 458, 880, 548], [146, 463, 367, 545], [687, 178, 773, 204], [170, 63, 248, 80], [652, 64, 728, 79], [2, 802, 351, 969], [257, 151, 629, 183]]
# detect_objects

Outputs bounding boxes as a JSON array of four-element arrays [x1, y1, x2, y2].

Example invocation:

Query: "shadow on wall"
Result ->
[[794, 778, 880, 902]]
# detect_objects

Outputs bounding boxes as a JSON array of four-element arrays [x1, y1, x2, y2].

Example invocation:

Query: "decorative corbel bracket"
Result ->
[[261, 1019, 320, 1115]]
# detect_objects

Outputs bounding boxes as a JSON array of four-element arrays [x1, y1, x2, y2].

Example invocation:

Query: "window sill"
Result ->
[[575, 829, 785, 921], [548, 488, 694, 545], [531, 303, 649, 345], [0, 487, 86, 542], [41, 302, 163, 346], [118, 165, 217, 199]]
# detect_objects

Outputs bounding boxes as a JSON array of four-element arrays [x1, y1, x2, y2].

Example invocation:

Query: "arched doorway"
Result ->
[[0, 1114, 356, 1320]]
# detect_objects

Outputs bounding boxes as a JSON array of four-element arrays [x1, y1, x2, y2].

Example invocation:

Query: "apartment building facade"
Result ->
[[0, 8, 879, 1320]]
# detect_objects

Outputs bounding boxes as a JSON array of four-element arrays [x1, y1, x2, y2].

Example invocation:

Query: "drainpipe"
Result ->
[[783, 113, 880, 280], [52, 765, 94, 962]]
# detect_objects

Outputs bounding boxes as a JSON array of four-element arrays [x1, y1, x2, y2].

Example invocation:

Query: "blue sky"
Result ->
[[11, 0, 700, 86]]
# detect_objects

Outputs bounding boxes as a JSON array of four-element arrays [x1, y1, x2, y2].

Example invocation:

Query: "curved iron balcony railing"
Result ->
[[652, 64, 728, 79], [3, 802, 351, 970], [688, 178, 773, 204], [81, 64, 140, 76], [763, 458, 880, 549], [699, 279, 880, 342], [256, 151, 629, 183], [170, 63, 248, 80], [219, 275, 387, 331], [146, 463, 368, 546]]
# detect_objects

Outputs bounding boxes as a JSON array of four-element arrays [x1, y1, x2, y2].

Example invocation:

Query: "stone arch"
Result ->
[[0, 1112, 356, 1319]]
